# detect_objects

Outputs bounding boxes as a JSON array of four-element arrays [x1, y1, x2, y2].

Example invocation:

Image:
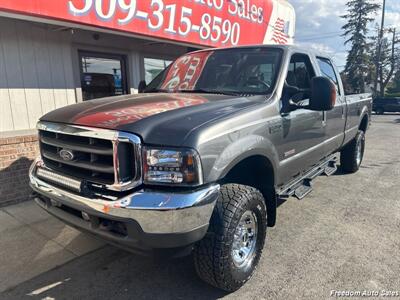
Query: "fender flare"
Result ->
[[359, 106, 370, 131], [219, 149, 279, 185], [218, 148, 279, 227]]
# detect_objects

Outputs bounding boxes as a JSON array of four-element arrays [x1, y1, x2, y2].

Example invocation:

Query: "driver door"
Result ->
[[276, 53, 326, 184]]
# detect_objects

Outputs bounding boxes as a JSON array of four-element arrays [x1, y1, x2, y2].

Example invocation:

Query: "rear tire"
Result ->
[[193, 184, 267, 292], [340, 130, 365, 173], [376, 107, 384, 115]]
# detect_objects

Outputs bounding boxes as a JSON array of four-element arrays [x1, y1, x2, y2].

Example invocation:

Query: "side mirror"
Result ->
[[309, 77, 336, 111], [138, 80, 147, 93]]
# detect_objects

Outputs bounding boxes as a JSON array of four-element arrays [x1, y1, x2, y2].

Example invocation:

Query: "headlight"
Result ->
[[143, 147, 203, 185]]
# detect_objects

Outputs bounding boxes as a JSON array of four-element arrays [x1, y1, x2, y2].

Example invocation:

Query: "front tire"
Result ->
[[193, 184, 267, 292], [375, 107, 384, 115], [340, 130, 365, 173]]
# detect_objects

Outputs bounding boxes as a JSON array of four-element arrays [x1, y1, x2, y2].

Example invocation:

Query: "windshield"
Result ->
[[144, 48, 283, 95]]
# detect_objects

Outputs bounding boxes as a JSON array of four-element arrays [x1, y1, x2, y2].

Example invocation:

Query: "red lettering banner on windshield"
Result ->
[[161, 51, 212, 90]]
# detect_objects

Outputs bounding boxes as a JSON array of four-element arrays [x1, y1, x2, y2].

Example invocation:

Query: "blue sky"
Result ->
[[290, 0, 400, 70]]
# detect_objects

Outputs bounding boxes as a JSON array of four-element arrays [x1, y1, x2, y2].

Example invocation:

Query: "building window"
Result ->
[[79, 51, 128, 101], [144, 58, 172, 84]]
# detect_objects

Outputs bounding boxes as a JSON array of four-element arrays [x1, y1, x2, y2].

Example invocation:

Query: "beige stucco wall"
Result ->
[[0, 16, 187, 133]]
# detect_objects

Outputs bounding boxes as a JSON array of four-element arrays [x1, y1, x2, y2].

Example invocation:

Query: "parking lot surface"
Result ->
[[2, 114, 400, 300]]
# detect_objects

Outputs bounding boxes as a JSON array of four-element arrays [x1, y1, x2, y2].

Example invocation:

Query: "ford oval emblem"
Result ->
[[59, 149, 75, 161]]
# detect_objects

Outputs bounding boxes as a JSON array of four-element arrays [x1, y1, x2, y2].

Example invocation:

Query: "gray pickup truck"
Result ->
[[29, 45, 371, 291]]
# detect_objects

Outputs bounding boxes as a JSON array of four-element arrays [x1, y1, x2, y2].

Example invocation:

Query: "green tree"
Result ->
[[370, 28, 399, 96], [342, 0, 380, 93]]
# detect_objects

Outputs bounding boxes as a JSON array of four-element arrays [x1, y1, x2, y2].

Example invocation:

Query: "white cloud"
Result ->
[[294, 41, 348, 70], [385, 11, 400, 29], [297, 42, 334, 54], [387, 0, 400, 12], [290, 0, 349, 66]]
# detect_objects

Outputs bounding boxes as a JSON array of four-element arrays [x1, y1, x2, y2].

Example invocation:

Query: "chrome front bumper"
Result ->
[[29, 160, 219, 239]]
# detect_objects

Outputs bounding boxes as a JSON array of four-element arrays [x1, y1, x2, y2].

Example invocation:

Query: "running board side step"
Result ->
[[294, 179, 312, 200], [277, 154, 338, 200], [323, 160, 337, 176]]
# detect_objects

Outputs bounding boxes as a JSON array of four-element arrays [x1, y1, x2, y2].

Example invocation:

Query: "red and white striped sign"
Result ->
[[271, 18, 288, 44]]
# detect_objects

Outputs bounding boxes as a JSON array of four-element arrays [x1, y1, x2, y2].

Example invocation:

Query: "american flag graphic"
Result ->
[[271, 18, 288, 44]]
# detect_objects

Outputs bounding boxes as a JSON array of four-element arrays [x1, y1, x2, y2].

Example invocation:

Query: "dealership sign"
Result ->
[[0, 0, 295, 47]]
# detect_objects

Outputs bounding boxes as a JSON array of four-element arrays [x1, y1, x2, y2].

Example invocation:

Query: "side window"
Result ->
[[317, 57, 341, 95], [144, 57, 173, 83], [144, 66, 170, 92], [284, 54, 316, 102]]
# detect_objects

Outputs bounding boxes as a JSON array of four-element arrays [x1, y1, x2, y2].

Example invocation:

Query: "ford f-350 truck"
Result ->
[[29, 45, 371, 291]]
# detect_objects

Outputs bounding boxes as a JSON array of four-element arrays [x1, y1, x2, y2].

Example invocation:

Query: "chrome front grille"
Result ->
[[37, 122, 142, 191]]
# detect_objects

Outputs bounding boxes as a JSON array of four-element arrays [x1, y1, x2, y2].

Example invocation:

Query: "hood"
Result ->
[[40, 93, 263, 146]]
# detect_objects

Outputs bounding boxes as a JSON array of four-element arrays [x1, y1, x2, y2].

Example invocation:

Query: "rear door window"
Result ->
[[317, 57, 340, 95]]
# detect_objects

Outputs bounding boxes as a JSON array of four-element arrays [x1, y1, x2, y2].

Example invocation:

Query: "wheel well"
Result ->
[[359, 114, 369, 132], [220, 155, 277, 227]]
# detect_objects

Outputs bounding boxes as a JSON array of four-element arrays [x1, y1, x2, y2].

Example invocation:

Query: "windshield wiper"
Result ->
[[144, 88, 169, 93], [145, 88, 245, 96], [178, 89, 242, 96]]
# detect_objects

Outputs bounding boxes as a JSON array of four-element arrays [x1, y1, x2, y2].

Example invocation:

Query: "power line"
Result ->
[[295, 31, 343, 39], [296, 34, 346, 42]]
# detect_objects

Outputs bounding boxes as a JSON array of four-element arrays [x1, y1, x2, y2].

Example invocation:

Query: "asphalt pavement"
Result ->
[[1, 114, 399, 300]]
